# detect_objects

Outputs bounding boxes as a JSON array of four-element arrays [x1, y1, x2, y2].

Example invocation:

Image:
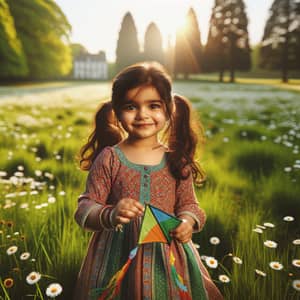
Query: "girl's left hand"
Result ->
[[170, 216, 194, 243]]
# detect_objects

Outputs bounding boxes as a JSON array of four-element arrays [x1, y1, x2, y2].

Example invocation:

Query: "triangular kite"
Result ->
[[91, 204, 192, 300]]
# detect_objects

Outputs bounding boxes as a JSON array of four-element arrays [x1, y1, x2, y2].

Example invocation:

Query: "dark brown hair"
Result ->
[[79, 62, 205, 184]]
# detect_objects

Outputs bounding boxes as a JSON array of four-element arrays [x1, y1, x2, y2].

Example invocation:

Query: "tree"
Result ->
[[260, 0, 300, 82], [174, 8, 202, 79], [71, 43, 88, 59], [7, 0, 72, 79], [143, 22, 164, 65], [204, 0, 251, 82], [115, 12, 140, 72], [0, 0, 27, 79]]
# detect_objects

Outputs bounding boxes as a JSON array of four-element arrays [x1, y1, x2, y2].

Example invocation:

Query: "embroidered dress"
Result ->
[[74, 146, 223, 300]]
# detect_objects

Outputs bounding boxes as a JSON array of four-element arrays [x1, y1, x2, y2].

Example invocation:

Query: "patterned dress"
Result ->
[[74, 145, 223, 300]]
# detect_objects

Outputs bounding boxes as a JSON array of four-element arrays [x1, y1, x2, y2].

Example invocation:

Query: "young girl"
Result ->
[[74, 62, 223, 300]]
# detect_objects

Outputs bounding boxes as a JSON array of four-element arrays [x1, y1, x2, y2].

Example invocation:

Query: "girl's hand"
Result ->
[[112, 198, 144, 225], [171, 216, 195, 243]]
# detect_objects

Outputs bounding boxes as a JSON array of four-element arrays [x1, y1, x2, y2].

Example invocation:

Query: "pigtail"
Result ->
[[79, 101, 123, 170], [167, 95, 206, 185]]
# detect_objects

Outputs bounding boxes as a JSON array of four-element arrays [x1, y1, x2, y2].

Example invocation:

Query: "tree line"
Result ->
[[1, 0, 299, 82]]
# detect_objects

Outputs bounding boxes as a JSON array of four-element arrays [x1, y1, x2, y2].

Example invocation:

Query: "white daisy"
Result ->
[[264, 240, 278, 248], [20, 252, 31, 260], [218, 275, 230, 283], [256, 225, 266, 229], [253, 228, 263, 234], [283, 216, 294, 222], [292, 259, 300, 268], [263, 222, 275, 228], [255, 269, 266, 277], [292, 280, 300, 291], [205, 256, 218, 269], [233, 256, 243, 264], [6, 246, 18, 255], [46, 283, 63, 298], [26, 271, 41, 285], [209, 237, 220, 245], [293, 239, 300, 245], [269, 261, 283, 271]]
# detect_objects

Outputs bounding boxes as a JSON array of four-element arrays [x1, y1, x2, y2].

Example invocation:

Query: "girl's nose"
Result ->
[[135, 107, 149, 119]]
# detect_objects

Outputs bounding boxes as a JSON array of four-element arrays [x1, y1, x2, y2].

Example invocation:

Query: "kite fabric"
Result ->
[[92, 204, 192, 300]]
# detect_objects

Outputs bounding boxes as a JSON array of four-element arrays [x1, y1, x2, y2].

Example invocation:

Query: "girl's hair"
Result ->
[[79, 61, 205, 184]]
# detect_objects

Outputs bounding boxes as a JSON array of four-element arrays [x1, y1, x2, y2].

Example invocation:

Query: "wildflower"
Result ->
[[292, 280, 300, 291], [3, 278, 14, 288], [284, 167, 292, 172], [7, 245, 18, 255], [292, 259, 300, 268], [269, 261, 283, 270], [59, 191, 66, 196], [205, 256, 218, 269], [20, 252, 31, 260], [46, 283, 63, 298], [255, 269, 266, 277], [264, 240, 278, 248], [48, 196, 56, 204], [253, 228, 263, 234], [209, 237, 220, 245], [233, 256, 243, 264], [193, 243, 200, 249], [218, 275, 230, 283], [263, 222, 275, 228], [293, 239, 300, 245], [256, 225, 266, 229], [34, 170, 42, 177], [26, 271, 41, 285], [283, 216, 294, 222]]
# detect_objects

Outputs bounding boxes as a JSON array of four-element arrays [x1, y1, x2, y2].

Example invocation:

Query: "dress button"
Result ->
[[144, 166, 148, 171], [144, 174, 149, 178], [144, 183, 148, 187]]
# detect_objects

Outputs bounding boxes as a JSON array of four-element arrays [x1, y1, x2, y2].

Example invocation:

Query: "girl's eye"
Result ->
[[150, 103, 162, 109], [123, 104, 136, 111]]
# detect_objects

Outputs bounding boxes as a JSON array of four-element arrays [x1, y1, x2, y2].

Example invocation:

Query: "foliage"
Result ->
[[115, 12, 140, 73], [0, 0, 28, 79], [260, 0, 300, 82], [204, 0, 251, 82], [7, 0, 72, 79], [174, 8, 203, 78], [143, 22, 164, 65]]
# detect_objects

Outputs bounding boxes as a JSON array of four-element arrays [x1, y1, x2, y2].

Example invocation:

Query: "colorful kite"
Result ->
[[91, 204, 192, 300]]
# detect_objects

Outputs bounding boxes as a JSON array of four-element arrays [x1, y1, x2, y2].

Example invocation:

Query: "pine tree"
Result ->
[[143, 22, 164, 65], [204, 0, 251, 82], [8, 0, 72, 79], [115, 12, 140, 72], [260, 0, 300, 82], [174, 8, 202, 79], [0, 0, 27, 79]]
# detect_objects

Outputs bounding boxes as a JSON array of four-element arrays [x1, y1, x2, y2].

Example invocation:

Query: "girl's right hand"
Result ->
[[112, 198, 144, 225]]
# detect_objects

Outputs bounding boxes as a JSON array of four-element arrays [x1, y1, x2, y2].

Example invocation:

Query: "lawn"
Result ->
[[0, 80, 299, 299]]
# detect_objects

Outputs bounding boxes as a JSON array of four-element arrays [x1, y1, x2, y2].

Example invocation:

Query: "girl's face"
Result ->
[[118, 85, 167, 142]]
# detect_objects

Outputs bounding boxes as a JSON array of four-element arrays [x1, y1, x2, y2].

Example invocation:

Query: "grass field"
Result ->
[[0, 80, 299, 299]]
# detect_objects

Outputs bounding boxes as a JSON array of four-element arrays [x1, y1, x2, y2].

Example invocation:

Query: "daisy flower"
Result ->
[[283, 216, 294, 222], [20, 252, 31, 260], [205, 256, 218, 269], [3, 278, 14, 288], [233, 256, 243, 264], [292, 259, 300, 268], [255, 269, 266, 277], [218, 275, 230, 283], [269, 261, 283, 271], [264, 240, 278, 248], [263, 222, 275, 228], [292, 239, 300, 245], [253, 228, 263, 234], [46, 283, 63, 298], [26, 271, 41, 285], [209, 237, 220, 245], [292, 280, 300, 291], [6, 245, 18, 255]]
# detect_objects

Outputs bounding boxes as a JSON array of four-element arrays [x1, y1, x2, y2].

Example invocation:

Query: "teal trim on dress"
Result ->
[[114, 145, 167, 204]]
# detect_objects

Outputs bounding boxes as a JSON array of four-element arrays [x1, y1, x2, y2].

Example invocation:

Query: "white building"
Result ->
[[73, 52, 108, 80]]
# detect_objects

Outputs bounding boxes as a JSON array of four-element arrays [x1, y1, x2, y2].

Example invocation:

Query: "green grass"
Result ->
[[0, 81, 299, 299]]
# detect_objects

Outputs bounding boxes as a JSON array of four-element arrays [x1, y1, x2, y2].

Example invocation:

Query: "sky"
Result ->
[[55, 0, 274, 62]]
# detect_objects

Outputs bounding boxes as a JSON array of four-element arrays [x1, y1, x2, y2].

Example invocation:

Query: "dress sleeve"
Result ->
[[74, 147, 114, 230], [174, 169, 206, 232]]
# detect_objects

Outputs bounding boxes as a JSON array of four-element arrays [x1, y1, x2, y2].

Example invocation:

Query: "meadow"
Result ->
[[0, 80, 299, 300]]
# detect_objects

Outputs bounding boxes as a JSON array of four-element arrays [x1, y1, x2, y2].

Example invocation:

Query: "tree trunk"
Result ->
[[282, 0, 290, 83], [230, 68, 235, 83], [219, 70, 224, 82]]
